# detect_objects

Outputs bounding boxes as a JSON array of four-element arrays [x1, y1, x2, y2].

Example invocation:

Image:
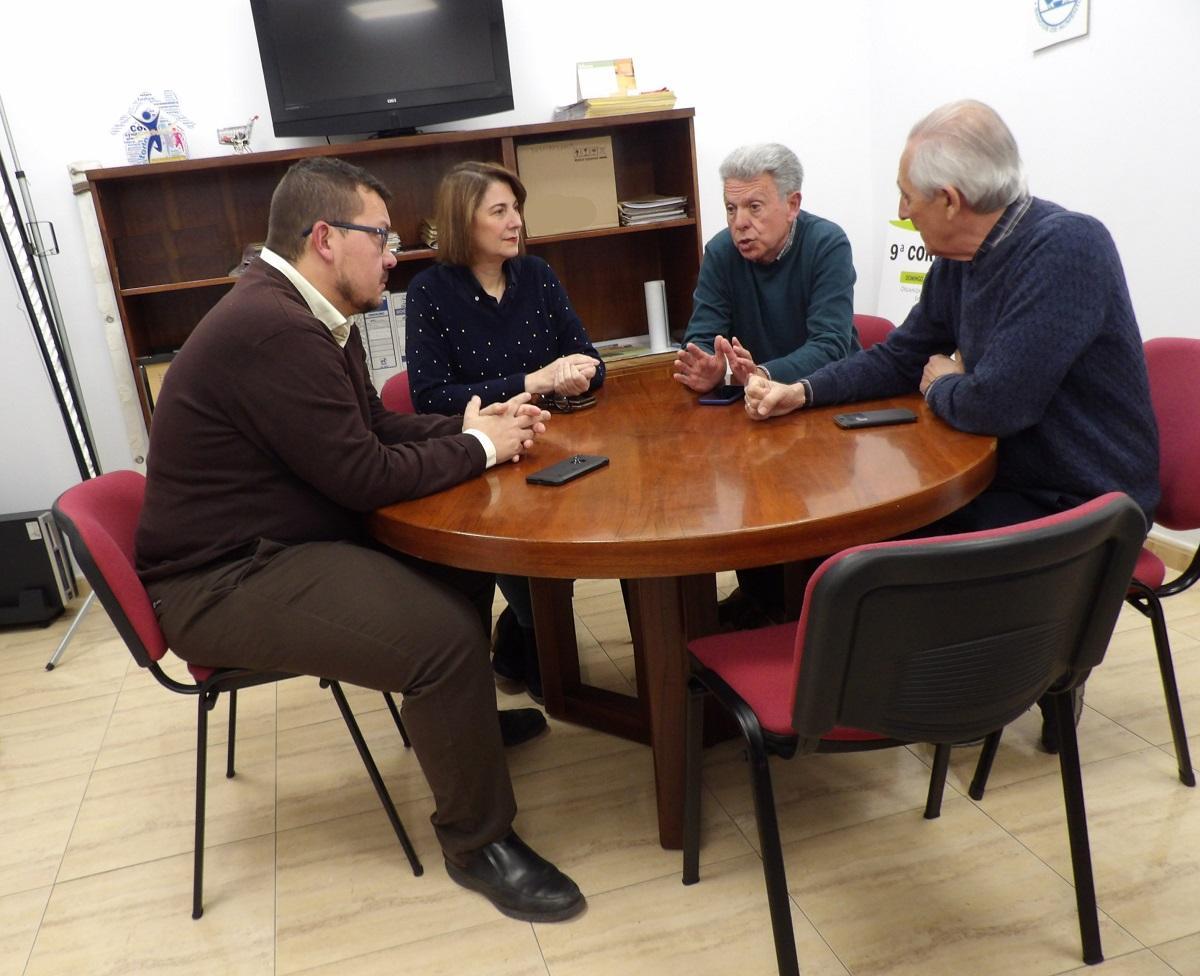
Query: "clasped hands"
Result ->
[[524, 354, 601, 397], [463, 393, 550, 463], [672, 335, 759, 392]]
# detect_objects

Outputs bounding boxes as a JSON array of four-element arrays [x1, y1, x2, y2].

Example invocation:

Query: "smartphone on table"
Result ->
[[698, 384, 745, 406], [833, 408, 918, 429]]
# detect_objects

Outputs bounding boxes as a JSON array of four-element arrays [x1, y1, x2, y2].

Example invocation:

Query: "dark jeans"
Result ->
[[147, 538, 513, 857]]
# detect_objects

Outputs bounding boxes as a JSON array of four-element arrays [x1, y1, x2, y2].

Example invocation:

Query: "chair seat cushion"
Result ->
[[1132, 547, 1165, 591], [689, 622, 882, 742]]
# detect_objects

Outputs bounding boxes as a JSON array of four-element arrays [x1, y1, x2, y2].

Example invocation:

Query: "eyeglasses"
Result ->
[[302, 220, 391, 253]]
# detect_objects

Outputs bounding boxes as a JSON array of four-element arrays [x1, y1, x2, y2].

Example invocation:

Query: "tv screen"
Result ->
[[249, 0, 514, 137]]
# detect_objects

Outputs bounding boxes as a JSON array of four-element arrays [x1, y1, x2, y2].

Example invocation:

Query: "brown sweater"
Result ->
[[136, 259, 486, 581]]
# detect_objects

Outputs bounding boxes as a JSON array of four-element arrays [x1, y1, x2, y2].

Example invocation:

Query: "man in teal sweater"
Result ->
[[673, 142, 858, 393]]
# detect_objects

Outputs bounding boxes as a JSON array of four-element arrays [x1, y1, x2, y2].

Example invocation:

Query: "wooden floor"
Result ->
[[3, 573, 1200, 976]]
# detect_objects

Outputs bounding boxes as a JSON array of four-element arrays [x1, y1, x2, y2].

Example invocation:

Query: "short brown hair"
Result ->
[[434, 161, 526, 266], [265, 157, 392, 261]]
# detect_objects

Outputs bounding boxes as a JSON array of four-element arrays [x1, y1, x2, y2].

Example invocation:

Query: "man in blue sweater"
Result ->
[[744, 99, 1160, 750], [672, 142, 858, 394]]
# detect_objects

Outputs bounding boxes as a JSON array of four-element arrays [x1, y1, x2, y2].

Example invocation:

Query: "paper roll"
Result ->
[[644, 279, 670, 353]]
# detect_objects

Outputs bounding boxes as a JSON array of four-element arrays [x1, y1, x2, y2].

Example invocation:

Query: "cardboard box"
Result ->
[[516, 136, 619, 237]]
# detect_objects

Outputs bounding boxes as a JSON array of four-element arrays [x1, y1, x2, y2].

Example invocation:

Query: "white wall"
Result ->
[[1, 0, 1196, 528]]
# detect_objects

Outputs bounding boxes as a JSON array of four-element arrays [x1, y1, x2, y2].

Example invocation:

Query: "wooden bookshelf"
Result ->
[[86, 109, 703, 424]]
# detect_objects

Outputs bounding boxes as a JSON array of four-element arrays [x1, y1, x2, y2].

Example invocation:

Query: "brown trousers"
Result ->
[[147, 538, 515, 857]]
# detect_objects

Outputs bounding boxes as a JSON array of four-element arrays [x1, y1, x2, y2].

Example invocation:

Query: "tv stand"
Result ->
[[85, 109, 703, 427], [371, 127, 420, 139]]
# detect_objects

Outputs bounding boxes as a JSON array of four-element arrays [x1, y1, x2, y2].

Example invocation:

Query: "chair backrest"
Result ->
[[380, 371, 414, 414], [1144, 337, 1200, 530], [852, 314, 895, 350], [52, 470, 169, 667], [789, 492, 1145, 750]]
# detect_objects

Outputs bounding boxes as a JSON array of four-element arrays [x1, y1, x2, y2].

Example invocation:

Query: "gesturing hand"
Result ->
[[717, 335, 759, 387], [672, 342, 727, 393]]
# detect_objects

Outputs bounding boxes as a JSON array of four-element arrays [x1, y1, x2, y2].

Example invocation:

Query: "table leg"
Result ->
[[630, 574, 713, 850], [529, 578, 650, 743]]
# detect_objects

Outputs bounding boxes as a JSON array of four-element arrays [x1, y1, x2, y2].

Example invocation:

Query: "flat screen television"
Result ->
[[249, 0, 514, 137]]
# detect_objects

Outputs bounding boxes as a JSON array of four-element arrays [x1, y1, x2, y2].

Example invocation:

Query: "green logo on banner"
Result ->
[[889, 219, 919, 231], [900, 271, 926, 285]]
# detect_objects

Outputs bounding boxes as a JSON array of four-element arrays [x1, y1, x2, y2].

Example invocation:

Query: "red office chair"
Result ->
[[852, 313, 895, 350], [380, 370, 415, 414], [971, 339, 1197, 795], [52, 470, 423, 920], [682, 493, 1146, 976], [1124, 338, 1200, 785]]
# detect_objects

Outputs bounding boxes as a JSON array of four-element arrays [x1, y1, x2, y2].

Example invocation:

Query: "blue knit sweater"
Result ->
[[805, 197, 1160, 519], [683, 211, 858, 384], [407, 256, 605, 413]]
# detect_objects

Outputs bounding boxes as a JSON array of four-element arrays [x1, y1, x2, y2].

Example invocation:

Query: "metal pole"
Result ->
[[0, 92, 100, 473]]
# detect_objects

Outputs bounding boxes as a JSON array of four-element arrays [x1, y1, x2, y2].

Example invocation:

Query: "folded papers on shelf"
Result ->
[[552, 89, 677, 122], [618, 194, 687, 226]]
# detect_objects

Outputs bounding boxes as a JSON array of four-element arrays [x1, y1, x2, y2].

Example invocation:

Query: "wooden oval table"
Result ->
[[370, 362, 997, 848]]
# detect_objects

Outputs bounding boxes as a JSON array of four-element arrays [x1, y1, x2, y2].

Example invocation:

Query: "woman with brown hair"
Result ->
[[407, 161, 606, 700]]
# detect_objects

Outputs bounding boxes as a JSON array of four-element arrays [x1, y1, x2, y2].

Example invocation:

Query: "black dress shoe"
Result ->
[[498, 707, 547, 747], [445, 831, 585, 922]]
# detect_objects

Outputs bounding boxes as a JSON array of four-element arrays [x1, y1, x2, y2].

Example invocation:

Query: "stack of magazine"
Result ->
[[552, 88, 677, 121], [618, 194, 687, 226]]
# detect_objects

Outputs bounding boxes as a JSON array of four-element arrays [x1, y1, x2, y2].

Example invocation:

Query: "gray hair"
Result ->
[[719, 143, 804, 197], [906, 100, 1025, 212]]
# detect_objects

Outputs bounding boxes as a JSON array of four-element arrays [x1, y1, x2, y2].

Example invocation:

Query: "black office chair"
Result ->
[[682, 492, 1146, 976]]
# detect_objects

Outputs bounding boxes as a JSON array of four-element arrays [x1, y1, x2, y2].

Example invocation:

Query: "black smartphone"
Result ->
[[526, 454, 610, 486], [833, 408, 919, 429], [698, 384, 745, 405]]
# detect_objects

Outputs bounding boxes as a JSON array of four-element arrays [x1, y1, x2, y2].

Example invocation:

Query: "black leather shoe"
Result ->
[[445, 831, 585, 922], [498, 707, 547, 747]]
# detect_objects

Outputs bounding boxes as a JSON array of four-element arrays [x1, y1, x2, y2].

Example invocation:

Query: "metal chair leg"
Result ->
[[682, 679, 705, 885], [193, 691, 214, 920], [924, 743, 951, 819], [969, 730, 1004, 800], [1138, 590, 1196, 786], [44, 590, 95, 670], [325, 679, 423, 876], [382, 692, 412, 748], [745, 730, 801, 976], [1055, 692, 1103, 965], [226, 688, 238, 778]]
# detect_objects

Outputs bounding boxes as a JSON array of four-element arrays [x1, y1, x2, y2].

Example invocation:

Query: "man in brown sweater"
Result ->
[[136, 157, 584, 922]]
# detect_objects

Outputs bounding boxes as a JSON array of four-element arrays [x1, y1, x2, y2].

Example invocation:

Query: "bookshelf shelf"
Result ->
[[87, 109, 703, 425]]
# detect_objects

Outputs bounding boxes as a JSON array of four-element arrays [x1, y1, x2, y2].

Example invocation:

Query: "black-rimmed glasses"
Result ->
[[302, 220, 391, 252]]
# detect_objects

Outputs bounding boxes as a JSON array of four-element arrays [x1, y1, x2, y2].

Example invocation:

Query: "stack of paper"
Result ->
[[618, 194, 687, 226], [418, 218, 438, 249], [552, 89, 677, 122]]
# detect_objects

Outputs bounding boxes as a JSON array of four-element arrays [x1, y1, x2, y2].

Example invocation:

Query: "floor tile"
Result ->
[[25, 836, 274, 976], [58, 730, 276, 882], [0, 886, 50, 976], [783, 797, 1140, 976], [0, 694, 114, 792], [0, 774, 88, 896], [274, 807, 495, 974], [535, 855, 849, 976], [982, 747, 1200, 948], [289, 918, 549, 976], [507, 748, 752, 896], [1153, 932, 1200, 974], [1060, 948, 1185, 974]]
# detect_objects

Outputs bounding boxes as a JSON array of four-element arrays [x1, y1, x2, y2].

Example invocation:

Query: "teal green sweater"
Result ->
[[683, 211, 858, 383]]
